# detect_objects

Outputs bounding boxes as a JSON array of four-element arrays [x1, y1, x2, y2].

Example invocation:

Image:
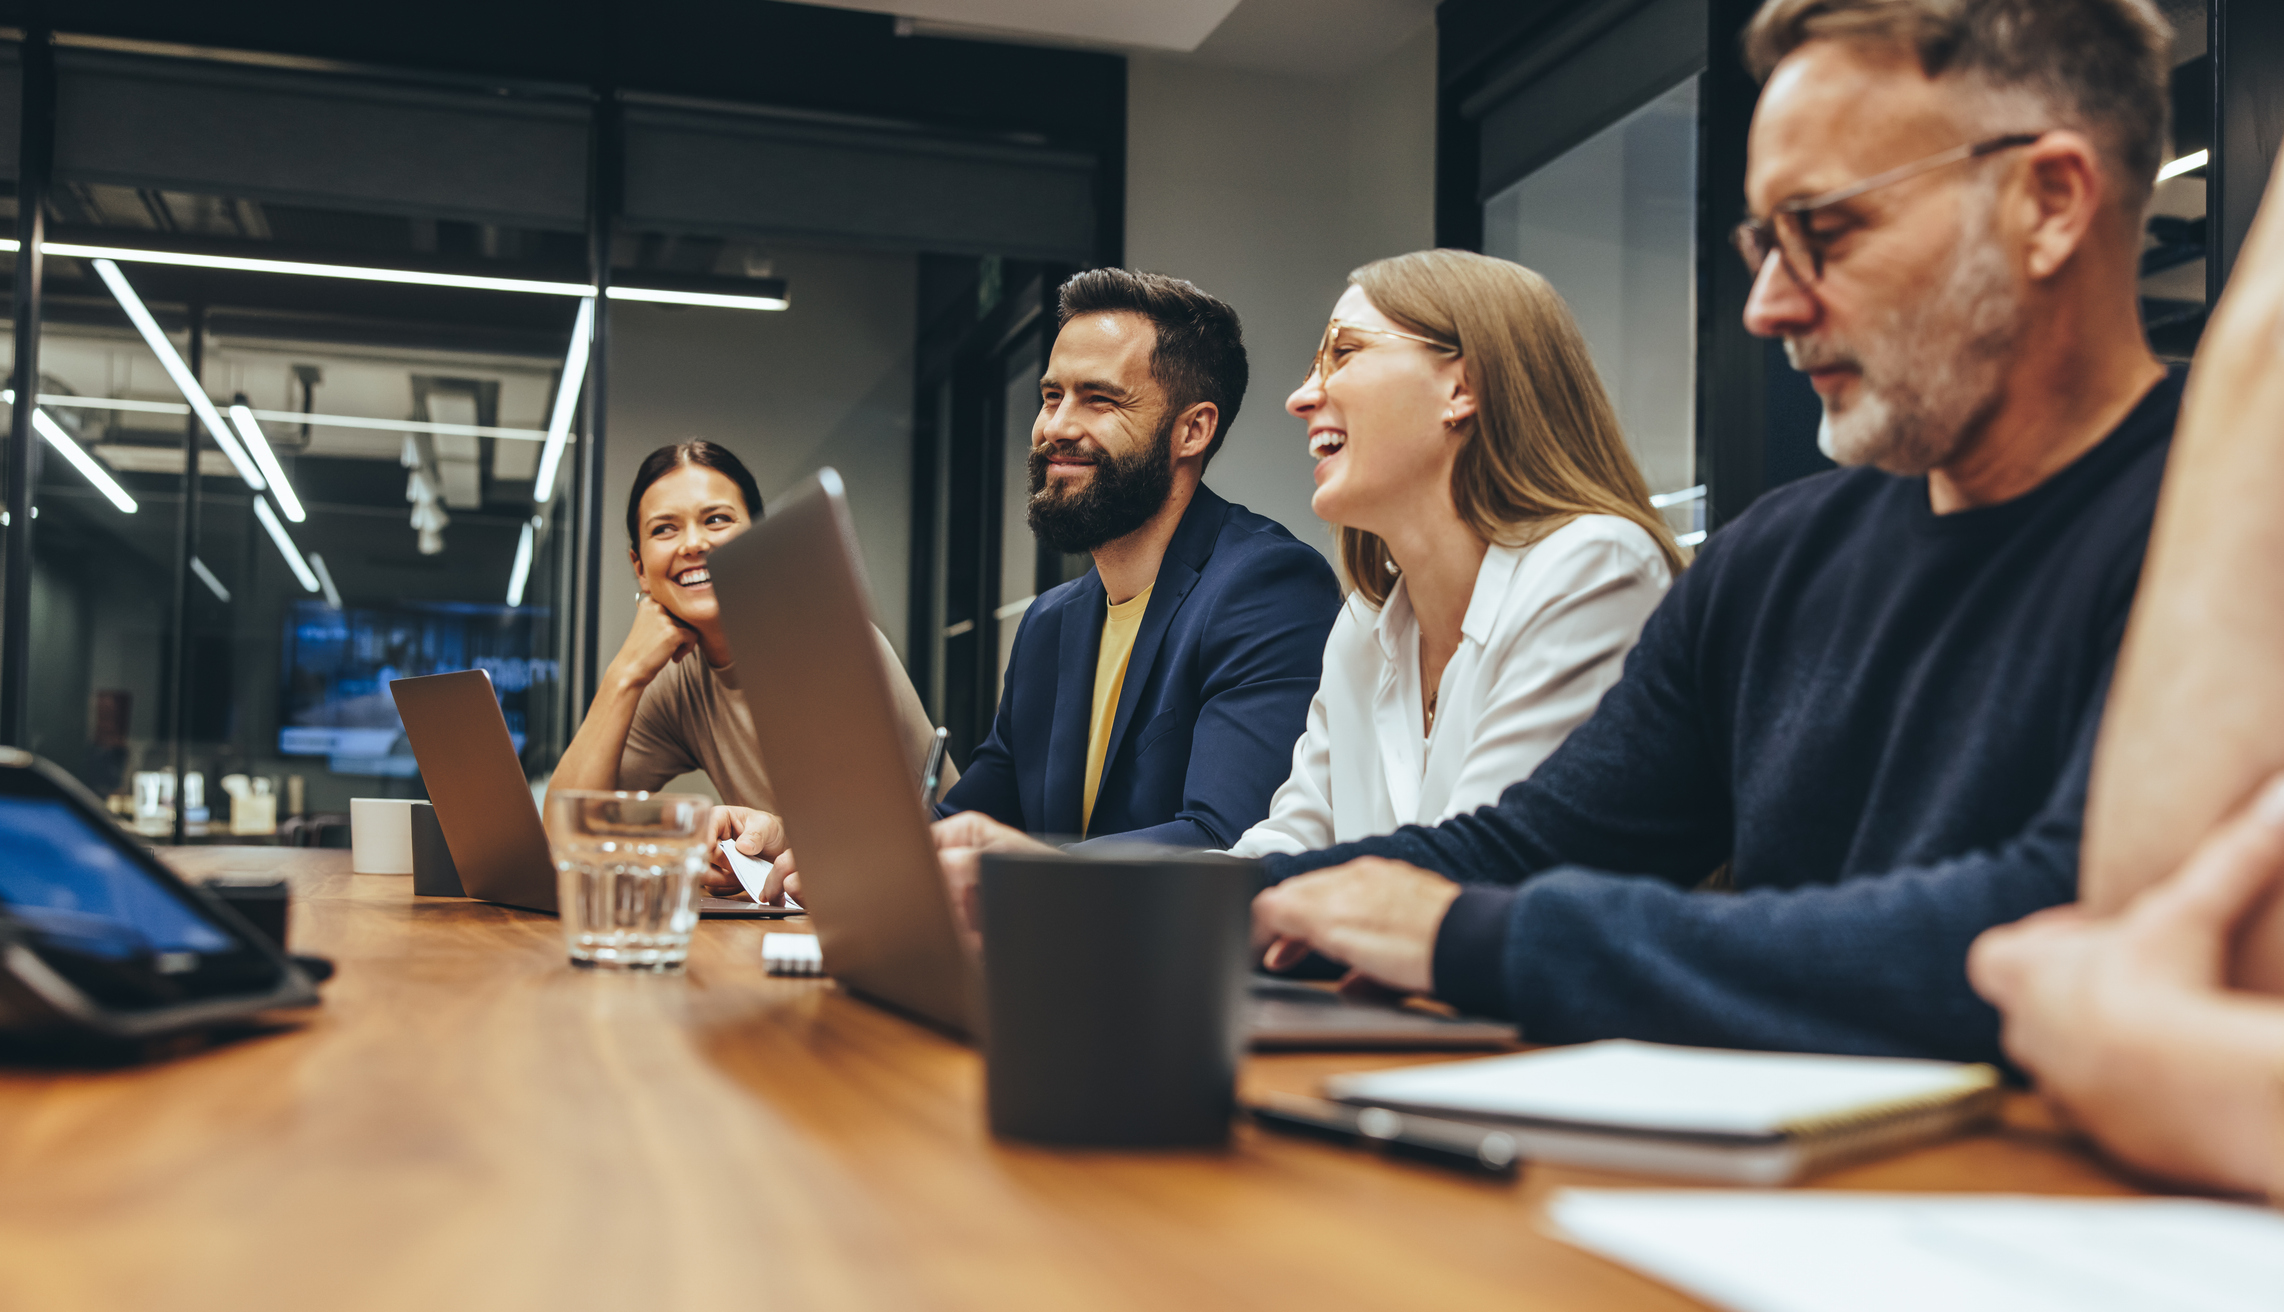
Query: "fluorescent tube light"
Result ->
[[246, 409, 546, 441], [2157, 149, 2209, 183], [29, 408, 138, 513], [253, 495, 320, 592], [532, 297, 594, 504], [6, 390, 184, 416], [309, 552, 344, 610], [189, 556, 232, 603], [229, 404, 304, 522], [506, 517, 537, 607], [1649, 484, 1706, 509], [3, 239, 787, 311], [607, 285, 789, 312], [1677, 529, 1708, 547], [26, 393, 548, 441], [91, 259, 266, 490], [34, 239, 594, 298]]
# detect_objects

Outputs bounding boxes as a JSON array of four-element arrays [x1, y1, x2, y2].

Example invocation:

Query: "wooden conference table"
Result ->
[[0, 848, 2152, 1312]]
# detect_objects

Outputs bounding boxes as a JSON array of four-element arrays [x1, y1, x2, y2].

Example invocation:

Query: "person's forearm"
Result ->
[[2072, 995, 2284, 1199], [547, 670, 648, 794], [1494, 846, 2078, 1060]]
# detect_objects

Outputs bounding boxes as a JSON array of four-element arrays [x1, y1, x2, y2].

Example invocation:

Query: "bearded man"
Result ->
[[1224, 0, 2179, 1063], [934, 268, 1341, 846]]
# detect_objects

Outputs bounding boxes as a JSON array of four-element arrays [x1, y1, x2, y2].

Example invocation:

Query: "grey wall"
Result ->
[[600, 243, 918, 802], [603, 243, 919, 663], [1124, 23, 1438, 565]]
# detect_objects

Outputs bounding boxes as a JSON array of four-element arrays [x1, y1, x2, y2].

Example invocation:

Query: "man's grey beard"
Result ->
[[1796, 187, 2022, 475]]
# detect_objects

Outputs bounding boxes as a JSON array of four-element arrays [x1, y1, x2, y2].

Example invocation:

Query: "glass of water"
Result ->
[[544, 789, 709, 970]]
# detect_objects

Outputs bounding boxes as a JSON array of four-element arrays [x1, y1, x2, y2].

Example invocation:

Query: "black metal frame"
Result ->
[[1435, 0, 2284, 526], [575, 88, 616, 719], [2210, 0, 2284, 301], [904, 261, 1075, 765], [163, 305, 209, 844], [0, 30, 49, 748]]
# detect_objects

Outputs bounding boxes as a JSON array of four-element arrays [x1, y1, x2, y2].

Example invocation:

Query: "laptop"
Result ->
[[706, 468, 1514, 1049], [387, 670, 796, 919]]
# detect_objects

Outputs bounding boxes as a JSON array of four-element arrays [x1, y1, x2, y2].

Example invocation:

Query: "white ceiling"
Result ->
[[802, 0, 1436, 74], [1186, 0, 1437, 75], [814, 0, 1247, 52]]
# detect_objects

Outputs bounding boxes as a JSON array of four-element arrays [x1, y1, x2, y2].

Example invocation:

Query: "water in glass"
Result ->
[[546, 790, 707, 970]]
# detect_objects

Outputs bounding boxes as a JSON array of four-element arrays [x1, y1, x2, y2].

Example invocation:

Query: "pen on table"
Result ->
[[1246, 1093, 1522, 1178], [919, 726, 949, 805]]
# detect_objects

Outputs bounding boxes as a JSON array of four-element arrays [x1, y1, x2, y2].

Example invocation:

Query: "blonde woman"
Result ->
[[1227, 250, 1683, 859]]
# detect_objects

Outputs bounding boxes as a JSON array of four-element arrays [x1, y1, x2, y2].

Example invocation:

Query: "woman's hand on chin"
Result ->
[[608, 595, 701, 692]]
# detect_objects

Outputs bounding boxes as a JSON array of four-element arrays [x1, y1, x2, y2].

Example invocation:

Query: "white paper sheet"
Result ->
[[1546, 1189, 2284, 1312], [718, 839, 799, 910], [1329, 1040, 1987, 1135]]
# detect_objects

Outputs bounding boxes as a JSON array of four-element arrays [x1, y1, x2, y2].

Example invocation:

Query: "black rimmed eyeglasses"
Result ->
[[1733, 132, 2044, 284]]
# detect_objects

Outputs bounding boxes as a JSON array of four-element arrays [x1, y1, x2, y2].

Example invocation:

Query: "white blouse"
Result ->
[[1226, 515, 1672, 858]]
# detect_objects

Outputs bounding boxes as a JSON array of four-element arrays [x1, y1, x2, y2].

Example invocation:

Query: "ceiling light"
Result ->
[[1, 239, 788, 311], [29, 408, 139, 513], [309, 552, 344, 610], [253, 496, 320, 593], [608, 285, 789, 312], [532, 297, 594, 505], [2157, 149, 2209, 183], [1677, 529, 1707, 547], [190, 556, 232, 604], [229, 403, 305, 522], [42, 240, 592, 297], [1649, 484, 1706, 509], [30, 393, 548, 442], [91, 259, 265, 490], [506, 517, 538, 607]]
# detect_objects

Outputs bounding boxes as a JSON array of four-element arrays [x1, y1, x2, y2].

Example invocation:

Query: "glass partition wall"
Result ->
[[1484, 75, 1704, 543], [4, 194, 591, 839], [1, 33, 1115, 819]]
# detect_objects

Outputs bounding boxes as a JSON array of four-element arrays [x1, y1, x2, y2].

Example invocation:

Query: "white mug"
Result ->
[[350, 798, 418, 874]]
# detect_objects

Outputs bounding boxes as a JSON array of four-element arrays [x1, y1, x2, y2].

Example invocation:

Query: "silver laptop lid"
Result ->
[[707, 469, 981, 1036], [389, 668, 557, 914]]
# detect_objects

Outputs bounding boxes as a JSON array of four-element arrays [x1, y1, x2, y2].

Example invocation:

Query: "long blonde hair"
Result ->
[[1336, 249, 1686, 606]]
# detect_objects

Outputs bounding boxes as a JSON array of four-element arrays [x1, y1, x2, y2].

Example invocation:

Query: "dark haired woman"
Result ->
[[547, 441, 948, 881]]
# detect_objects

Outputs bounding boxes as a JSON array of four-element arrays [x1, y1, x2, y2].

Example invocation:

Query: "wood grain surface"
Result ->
[[0, 848, 2147, 1312]]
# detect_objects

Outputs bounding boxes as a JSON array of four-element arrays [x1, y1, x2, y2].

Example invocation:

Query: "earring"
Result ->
[[1385, 559, 1399, 576]]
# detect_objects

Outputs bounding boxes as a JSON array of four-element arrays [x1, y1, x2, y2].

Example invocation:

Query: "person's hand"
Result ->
[[1250, 858, 1463, 994], [931, 811, 1056, 946], [606, 595, 699, 692], [1970, 771, 2284, 1187], [704, 805, 792, 900]]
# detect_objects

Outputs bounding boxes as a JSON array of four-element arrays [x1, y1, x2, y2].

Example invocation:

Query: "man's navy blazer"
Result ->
[[938, 485, 1342, 848]]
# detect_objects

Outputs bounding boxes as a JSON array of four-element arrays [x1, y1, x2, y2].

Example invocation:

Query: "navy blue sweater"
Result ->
[[1262, 370, 2183, 1062]]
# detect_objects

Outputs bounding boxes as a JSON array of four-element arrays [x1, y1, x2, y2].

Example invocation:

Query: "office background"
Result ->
[[0, 0, 2272, 836]]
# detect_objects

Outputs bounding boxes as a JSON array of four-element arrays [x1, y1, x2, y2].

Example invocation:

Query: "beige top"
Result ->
[[616, 626, 954, 810]]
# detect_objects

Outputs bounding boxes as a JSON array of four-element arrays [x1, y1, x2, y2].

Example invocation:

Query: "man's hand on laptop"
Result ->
[[1251, 858, 1461, 994], [931, 811, 1056, 946], [705, 806, 796, 901]]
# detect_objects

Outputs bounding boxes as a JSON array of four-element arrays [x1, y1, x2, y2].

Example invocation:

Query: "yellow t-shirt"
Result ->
[[1082, 584, 1154, 835]]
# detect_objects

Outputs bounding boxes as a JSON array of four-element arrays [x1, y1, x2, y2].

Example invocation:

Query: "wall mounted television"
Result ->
[[278, 601, 554, 778]]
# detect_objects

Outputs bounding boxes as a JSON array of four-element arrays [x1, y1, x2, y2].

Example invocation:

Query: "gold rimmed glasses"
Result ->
[[1733, 132, 2044, 284], [1306, 318, 1455, 385]]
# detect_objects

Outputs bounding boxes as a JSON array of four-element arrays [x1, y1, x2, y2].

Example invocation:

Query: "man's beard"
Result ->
[[1791, 186, 2023, 475], [1026, 414, 1177, 554]]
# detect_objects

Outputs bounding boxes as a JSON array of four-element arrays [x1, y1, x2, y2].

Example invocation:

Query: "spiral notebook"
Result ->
[[1325, 1040, 2002, 1184]]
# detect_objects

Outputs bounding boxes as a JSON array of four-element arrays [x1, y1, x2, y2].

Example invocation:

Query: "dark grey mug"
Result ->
[[978, 848, 1258, 1147]]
